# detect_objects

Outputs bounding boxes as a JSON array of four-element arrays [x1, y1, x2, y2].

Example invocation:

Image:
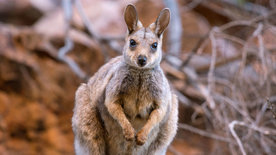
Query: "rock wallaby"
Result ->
[[72, 4, 178, 155]]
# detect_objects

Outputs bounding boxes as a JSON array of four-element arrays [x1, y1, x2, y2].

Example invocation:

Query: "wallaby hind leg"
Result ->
[[72, 84, 106, 155], [147, 94, 178, 155]]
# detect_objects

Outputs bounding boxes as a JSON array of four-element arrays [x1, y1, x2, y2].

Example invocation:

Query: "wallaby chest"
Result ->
[[119, 68, 162, 121]]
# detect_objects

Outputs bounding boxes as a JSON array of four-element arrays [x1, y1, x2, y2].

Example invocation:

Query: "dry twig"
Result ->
[[58, 0, 87, 79], [267, 98, 276, 119], [179, 123, 235, 144], [163, 0, 182, 55]]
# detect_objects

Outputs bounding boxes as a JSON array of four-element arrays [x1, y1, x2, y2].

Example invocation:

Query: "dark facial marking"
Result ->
[[143, 28, 146, 39]]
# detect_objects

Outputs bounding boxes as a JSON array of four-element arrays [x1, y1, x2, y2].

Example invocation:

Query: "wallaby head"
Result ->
[[123, 4, 170, 69]]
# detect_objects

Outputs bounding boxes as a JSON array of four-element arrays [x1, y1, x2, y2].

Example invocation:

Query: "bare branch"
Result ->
[[181, 0, 203, 13], [179, 123, 235, 144], [180, 32, 209, 68], [163, 0, 182, 55], [74, 0, 98, 39], [58, 0, 87, 79], [207, 28, 218, 107], [74, 0, 111, 60], [267, 98, 276, 119], [229, 121, 247, 155]]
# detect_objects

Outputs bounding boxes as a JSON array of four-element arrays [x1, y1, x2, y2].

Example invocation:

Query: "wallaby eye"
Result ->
[[129, 39, 137, 47], [151, 42, 158, 50]]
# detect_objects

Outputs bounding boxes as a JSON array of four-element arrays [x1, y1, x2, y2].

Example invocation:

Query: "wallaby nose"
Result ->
[[137, 55, 147, 67]]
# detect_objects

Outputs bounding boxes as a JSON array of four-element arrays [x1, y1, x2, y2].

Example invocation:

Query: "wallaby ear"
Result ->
[[124, 4, 138, 34], [151, 8, 170, 37]]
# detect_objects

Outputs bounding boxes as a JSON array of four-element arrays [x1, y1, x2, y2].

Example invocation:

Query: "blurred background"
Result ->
[[0, 0, 276, 154]]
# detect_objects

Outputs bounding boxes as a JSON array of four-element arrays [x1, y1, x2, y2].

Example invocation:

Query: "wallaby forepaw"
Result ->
[[136, 131, 147, 145], [123, 127, 135, 141]]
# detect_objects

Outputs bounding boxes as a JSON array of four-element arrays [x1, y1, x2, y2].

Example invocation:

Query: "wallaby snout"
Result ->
[[137, 55, 147, 67]]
